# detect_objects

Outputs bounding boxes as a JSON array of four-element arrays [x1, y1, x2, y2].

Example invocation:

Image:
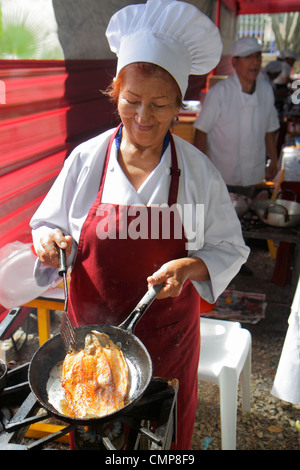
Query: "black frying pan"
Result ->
[[28, 284, 162, 425]]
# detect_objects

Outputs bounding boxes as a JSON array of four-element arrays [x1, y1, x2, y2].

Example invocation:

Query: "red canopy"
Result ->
[[221, 0, 300, 15]]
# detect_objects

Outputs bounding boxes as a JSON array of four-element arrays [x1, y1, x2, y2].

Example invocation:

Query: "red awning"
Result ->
[[221, 0, 300, 15], [0, 60, 118, 249]]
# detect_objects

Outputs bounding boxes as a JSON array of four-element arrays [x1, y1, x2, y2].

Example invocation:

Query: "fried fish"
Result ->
[[60, 331, 129, 419]]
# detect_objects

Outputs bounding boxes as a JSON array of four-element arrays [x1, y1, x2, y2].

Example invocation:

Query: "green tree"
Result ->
[[0, 5, 63, 59], [271, 12, 300, 54]]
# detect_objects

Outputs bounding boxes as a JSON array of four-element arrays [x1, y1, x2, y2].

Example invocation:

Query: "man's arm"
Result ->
[[265, 131, 278, 180], [194, 129, 208, 154]]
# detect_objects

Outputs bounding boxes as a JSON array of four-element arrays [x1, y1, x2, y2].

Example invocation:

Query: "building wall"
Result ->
[[52, 0, 237, 60]]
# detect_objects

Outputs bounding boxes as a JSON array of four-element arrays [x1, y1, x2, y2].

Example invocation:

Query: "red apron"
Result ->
[[68, 126, 205, 449]]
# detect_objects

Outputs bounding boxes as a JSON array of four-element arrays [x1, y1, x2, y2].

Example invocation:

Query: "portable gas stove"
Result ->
[[0, 362, 178, 450]]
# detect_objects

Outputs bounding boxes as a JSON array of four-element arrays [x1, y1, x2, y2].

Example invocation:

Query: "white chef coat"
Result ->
[[273, 61, 291, 85], [260, 69, 276, 91], [271, 276, 300, 405], [30, 128, 249, 303], [194, 73, 280, 186]]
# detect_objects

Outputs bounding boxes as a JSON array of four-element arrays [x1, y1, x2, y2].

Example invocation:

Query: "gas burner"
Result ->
[[0, 362, 178, 450], [74, 420, 125, 450]]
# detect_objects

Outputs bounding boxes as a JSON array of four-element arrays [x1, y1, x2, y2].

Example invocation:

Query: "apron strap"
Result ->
[[168, 133, 181, 207]]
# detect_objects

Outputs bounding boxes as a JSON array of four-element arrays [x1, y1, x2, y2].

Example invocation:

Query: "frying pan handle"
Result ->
[[264, 202, 289, 223], [276, 189, 297, 202], [118, 284, 164, 333], [58, 247, 69, 312], [58, 247, 67, 277]]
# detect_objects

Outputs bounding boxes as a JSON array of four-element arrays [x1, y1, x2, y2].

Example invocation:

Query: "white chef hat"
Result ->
[[277, 50, 285, 59], [232, 37, 262, 57], [265, 60, 282, 74], [105, 0, 222, 97], [283, 50, 297, 60]]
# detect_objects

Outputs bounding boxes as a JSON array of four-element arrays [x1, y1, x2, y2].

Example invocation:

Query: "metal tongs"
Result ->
[[58, 247, 76, 353]]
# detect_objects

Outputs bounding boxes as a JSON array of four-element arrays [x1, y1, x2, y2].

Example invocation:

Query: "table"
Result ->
[[11, 288, 65, 443], [242, 219, 300, 289], [23, 287, 64, 345]]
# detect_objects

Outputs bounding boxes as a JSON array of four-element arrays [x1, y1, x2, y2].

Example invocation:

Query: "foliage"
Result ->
[[271, 12, 300, 54], [0, 4, 63, 59]]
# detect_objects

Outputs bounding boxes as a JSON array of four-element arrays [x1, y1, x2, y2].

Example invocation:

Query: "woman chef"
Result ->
[[30, 0, 249, 450]]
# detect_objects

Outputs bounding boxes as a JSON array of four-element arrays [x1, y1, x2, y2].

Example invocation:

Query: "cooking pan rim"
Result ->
[[28, 324, 153, 424], [252, 197, 300, 225]]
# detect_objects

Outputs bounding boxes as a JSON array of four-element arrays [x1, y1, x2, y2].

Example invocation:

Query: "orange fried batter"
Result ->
[[61, 332, 128, 418]]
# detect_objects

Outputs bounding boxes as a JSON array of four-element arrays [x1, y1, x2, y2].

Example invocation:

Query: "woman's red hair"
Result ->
[[104, 62, 183, 108]]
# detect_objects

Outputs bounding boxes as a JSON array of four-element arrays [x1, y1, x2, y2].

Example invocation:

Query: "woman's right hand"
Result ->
[[36, 229, 73, 268]]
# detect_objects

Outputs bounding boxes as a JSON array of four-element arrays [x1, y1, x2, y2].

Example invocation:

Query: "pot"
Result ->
[[28, 284, 162, 425], [252, 190, 300, 228], [229, 193, 251, 218]]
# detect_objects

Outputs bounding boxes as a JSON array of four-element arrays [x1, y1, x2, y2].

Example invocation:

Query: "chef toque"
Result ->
[[277, 50, 285, 60], [105, 0, 222, 97], [283, 50, 297, 60], [232, 37, 262, 57], [265, 60, 282, 74]]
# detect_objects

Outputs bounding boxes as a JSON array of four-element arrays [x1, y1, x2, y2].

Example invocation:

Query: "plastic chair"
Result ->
[[198, 317, 252, 450]]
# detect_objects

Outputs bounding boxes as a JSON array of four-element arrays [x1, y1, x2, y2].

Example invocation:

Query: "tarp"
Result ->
[[0, 59, 118, 249], [239, 1, 300, 15], [222, 0, 300, 15]]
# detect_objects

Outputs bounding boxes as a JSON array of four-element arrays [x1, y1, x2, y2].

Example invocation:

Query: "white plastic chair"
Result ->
[[198, 317, 252, 450]]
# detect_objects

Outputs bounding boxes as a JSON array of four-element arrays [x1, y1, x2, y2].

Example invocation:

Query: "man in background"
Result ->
[[194, 37, 279, 199]]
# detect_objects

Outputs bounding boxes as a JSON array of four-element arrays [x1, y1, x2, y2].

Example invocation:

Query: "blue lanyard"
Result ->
[[115, 124, 170, 157]]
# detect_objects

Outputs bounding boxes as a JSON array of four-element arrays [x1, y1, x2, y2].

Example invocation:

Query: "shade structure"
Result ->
[[221, 0, 300, 15]]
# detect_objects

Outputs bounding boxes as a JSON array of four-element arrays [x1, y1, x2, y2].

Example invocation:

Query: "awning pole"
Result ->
[[215, 0, 221, 28], [208, 0, 221, 80]]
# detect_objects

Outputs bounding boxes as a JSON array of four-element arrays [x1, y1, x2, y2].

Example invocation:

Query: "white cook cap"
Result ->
[[265, 60, 282, 74], [105, 0, 222, 97], [277, 50, 285, 59], [232, 37, 262, 57], [283, 50, 297, 60]]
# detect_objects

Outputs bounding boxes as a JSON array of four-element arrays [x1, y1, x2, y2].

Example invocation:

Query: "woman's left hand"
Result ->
[[147, 257, 210, 299]]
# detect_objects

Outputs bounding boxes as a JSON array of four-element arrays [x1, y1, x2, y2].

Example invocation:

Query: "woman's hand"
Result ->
[[36, 229, 73, 268], [147, 257, 210, 299]]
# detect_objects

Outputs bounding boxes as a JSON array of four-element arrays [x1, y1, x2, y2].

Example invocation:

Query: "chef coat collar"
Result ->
[[233, 72, 258, 98]]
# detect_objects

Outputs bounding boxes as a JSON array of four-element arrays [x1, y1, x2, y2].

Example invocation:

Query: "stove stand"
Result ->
[[0, 362, 178, 450]]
